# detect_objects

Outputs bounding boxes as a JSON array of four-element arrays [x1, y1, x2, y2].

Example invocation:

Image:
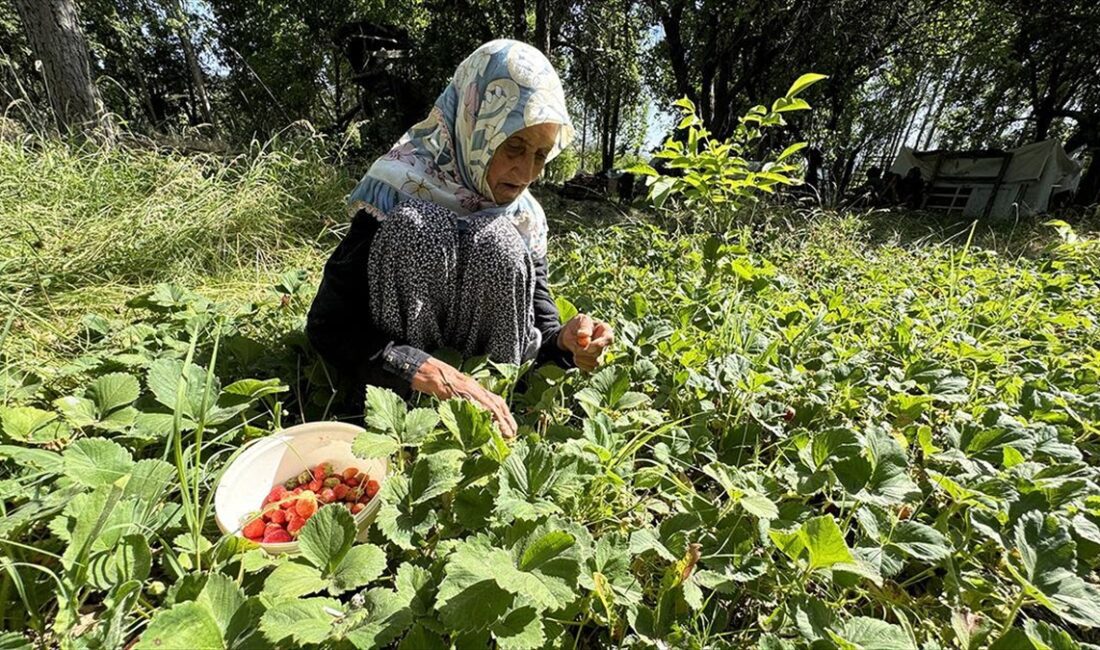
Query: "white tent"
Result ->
[[890, 139, 1082, 218]]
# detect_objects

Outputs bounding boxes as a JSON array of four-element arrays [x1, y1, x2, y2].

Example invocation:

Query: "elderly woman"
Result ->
[[307, 40, 614, 437]]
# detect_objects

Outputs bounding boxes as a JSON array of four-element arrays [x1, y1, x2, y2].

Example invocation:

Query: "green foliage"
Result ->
[[630, 73, 826, 229], [3, 140, 1100, 647]]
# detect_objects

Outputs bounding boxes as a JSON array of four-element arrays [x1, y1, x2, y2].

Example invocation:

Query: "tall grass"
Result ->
[[0, 135, 351, 292]]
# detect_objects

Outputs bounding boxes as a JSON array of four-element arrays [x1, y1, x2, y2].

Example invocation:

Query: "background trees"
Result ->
[[4, 0, 1098, 202]]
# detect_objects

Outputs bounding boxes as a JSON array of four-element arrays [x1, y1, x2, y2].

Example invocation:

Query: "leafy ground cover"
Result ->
[[2, 138, 1100, 648]]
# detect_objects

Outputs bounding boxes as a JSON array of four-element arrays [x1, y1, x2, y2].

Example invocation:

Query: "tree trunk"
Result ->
[[654, 0, 695, 107], [534, 0, 551, 54], [12, 0, 112, 137], [165, 0, 213, 126], [1077, 153, 1100, 207], [512, 0, 527, 41], [922, 56, 961, 150]]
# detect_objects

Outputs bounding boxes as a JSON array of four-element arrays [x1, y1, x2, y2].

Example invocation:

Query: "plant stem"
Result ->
[[998, 589, 1026, 638]]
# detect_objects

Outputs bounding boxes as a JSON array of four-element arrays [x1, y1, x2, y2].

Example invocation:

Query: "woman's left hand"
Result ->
[[558, 314, 614, 372]]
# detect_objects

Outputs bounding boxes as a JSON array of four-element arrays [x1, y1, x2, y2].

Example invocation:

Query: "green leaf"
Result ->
[[492, 607, 545, 650], [376, 474, 437, 550], [222, 378, 287, 399], [888, 521, 952, 562], [802, 515, 855, 571], [195, 573, 246, 636], [54, 396, 97, 428], [0, 445, 59, 471], [409, 449, 465, 505], [829, 616, 916, 650], [299, 506, 356, 577], [495, 441, 567, 523], [62, 438, 134, 488], [330, 544, 387, 594], [263, 561, 327, 600], [437, 564, 515, 631], [88, 534, 150, 590], [399, 625, 447, 650], [740, 491, 779, 520], [122, 459, 175, 502], [519, 531, 575, 571], [0, 632, 32, 650], [772, 97, 811, 113], [343, 586, 415, 648], [364, 386, 407, 435], [1024, 619, 1080, 650], [439, 532, 580, 620], [395, 562, 436, 618], [786, 73, 828, 97], [437, 399, 493, 451], [260, 597, 341, 646], [630, 528, 677, 562], [404, 408, 440, 444], [861, 426, 920, 505], [788, 595, 834, 642], [555, 297, 578, 324], [0, 405, 70, 444], [1012, 511, 1100, 627], [623, 163, 659, 177], [776, 141, 808, 162], [88, 372, 140, 415], [134, 601, 223, 649], [352, 432, 400, 459]]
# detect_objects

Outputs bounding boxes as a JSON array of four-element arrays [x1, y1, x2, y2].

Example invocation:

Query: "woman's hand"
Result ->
[[410, 356, 518, 439], [557, 314, 614, 372]]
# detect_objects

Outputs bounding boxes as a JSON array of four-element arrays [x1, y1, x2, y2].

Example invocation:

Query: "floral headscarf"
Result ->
[[346, 39, 574, 258]]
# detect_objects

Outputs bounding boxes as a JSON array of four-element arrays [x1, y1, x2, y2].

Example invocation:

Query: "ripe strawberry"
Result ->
[[295, 494, 317, 518], [263, 485, 287, 506], [312, 465, 325, 481], [351, 502, 366, 514], [365, 479, 380, 499], [342, 467, 358, 481], [268, 509, 287, 524], [344, 474, 361, 487], [242, 517, 265, 539], [333, 483, 349, 500], [320, 488, 336, 504], [323, 477, 341, 488], [308, 478, 322, 492], [263, 527, 293, 543], [287, 513, 306, 535]]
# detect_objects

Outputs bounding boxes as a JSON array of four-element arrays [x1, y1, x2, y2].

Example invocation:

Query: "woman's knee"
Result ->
[[380, 200, 456, 255], [469, 218, 528, 272]]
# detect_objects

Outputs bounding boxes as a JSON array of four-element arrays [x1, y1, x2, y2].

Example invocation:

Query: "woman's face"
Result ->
[[485, 123, 560, 204]]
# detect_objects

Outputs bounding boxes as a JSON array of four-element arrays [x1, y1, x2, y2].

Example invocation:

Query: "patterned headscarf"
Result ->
[[347, 39, 574, 258]]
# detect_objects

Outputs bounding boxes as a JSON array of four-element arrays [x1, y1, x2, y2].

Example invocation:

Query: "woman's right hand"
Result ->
[[410, 356, 518, 439]]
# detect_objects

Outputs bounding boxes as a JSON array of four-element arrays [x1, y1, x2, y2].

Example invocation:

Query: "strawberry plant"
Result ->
[[2, 200, 1099, 649]]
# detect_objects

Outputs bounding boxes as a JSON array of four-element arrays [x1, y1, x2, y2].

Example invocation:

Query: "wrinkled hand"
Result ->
[[410, 357, 517, 438], [558, 314, 614, 372]]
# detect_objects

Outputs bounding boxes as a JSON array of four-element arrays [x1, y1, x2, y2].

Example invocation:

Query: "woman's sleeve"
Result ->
[[532, 255, 575, 368], [306, 212, 428, 394]]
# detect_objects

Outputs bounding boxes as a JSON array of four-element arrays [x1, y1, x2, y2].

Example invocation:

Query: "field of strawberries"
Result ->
[[2, 211, 1100, 649]]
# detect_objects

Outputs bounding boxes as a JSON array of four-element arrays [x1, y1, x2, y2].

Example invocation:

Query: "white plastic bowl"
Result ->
[[214, 421, 388, 555]]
